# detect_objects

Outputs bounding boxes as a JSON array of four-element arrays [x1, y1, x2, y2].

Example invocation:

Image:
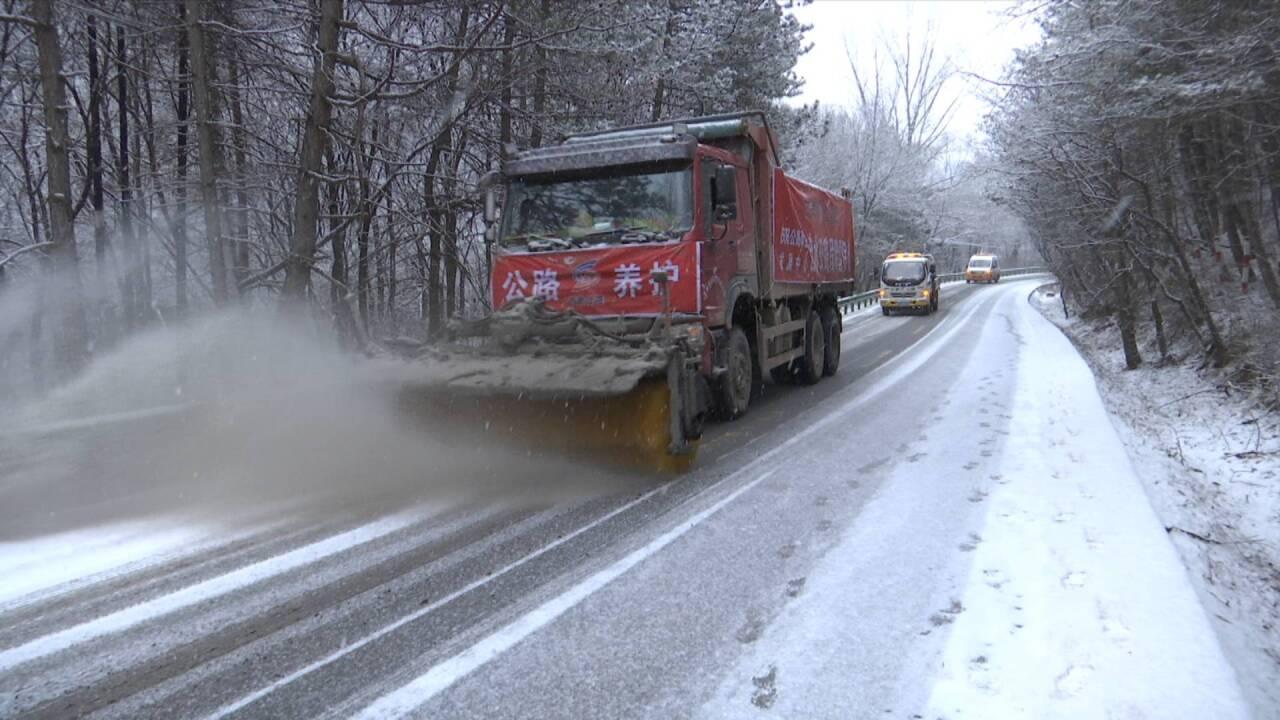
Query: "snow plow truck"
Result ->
[[401, 112, 857, 472]]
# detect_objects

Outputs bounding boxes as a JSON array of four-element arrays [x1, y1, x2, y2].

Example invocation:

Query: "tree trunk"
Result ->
[[529, 0, 549, 148], [31, 0, 89, 375], [186, 0, 228, 305], [116, 25, 143, 329], [650, 0, 677, 122], [386, 191, 397, 330], [228, 54, 251, 295], [174, 2, 190, 317], [425, 147, 443, 337], [283, 0, 343, 302], [1151, 300, 1168, 364], [86, 14, 111, 332], [1116, 269, 1142, 370], [356, 126, 376, 327], [499, 17, 514, 145]]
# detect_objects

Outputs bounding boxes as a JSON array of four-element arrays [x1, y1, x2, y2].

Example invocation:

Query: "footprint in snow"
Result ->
[[907, 452, 927, 463], [785, 577, 806, 598], [928, 599, 966, 626], [815, 495, 829, 507], [963, 461, 979, 471], [856, 458, 890, 474], [979, 421, 991, 428], [983, 568, 1009, 589], [1061, 571, 1087, 588], [817, 519, 833, 532], [1102, 618, 1132, 643], [1054, 664, 1094, 697], [1053, 511, 1075, 524], [736, 613, 766, 644], [968, 488, 989, 503], [777, 542, 798, 559], [751, 665, 779, 709], [980, 449, 994, 458], [958, 533, 982, 552]]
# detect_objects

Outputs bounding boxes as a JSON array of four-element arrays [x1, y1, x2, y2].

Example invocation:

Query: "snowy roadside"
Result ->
[[1030, 282, 1280, 714]]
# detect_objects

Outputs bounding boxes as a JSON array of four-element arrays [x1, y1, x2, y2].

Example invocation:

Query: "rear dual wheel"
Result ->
[[799, 310, 825, 385], [821, 306, 841, 376]]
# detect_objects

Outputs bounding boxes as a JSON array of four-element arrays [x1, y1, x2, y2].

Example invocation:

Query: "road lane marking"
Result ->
[[0, 510, 429, 674], [354, 469, 777, 719]]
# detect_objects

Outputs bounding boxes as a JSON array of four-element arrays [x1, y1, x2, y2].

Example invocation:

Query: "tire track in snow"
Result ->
[[0, 509, 433, 674]]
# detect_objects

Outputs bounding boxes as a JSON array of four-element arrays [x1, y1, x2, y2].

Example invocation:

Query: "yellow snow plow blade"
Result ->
[[387, 351, 700, 474]]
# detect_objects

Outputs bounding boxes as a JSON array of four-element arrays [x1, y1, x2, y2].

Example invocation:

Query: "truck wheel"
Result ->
[[821, 305, 840, 376], [881, 306, 890, 316], [715, 327, 752, 420], [799, 310, 825, 385]]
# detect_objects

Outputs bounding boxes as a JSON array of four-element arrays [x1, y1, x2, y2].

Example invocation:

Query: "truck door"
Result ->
[[699, 156, 746, 327]]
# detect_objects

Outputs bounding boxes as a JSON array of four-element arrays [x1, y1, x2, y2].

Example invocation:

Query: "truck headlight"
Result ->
[[922, 289, 930, 298], [879, 288, 887, 298]]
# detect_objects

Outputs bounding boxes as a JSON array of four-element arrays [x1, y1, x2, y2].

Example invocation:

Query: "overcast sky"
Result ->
[[787, 1, 1043, 145]]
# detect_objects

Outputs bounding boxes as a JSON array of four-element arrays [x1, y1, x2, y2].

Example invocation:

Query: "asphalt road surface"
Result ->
[[9, 275, 1227, 720]]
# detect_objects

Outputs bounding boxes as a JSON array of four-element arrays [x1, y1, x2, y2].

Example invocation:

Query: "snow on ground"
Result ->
[[0, 509, 430, 674], [1031, 284, 1280, 714], [0, 518, 214, 609], [925, 287, 1248, 719], [696, 281, 1249, 719]]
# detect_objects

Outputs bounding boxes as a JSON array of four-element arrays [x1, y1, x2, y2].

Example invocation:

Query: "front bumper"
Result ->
[[880, 297, 930, 309]]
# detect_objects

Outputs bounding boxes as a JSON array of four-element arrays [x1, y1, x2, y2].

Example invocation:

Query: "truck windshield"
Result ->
[[882, 261, 927, 284], [500, 165, 693, 248]]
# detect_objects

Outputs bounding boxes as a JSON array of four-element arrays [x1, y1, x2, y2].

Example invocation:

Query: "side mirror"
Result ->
[[713, 166, 736, 208], [714, 204, 734, 222], [484, 188, 499, 224]]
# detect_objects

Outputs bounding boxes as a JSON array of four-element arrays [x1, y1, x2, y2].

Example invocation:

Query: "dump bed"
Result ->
[[768, 169, 857, 293]]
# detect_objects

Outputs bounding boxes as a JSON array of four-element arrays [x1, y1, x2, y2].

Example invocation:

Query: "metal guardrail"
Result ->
[[837, 266, 1048, 318]]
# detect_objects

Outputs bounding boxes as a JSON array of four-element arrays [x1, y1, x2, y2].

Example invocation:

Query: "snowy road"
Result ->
[[0, 277, 1252, 719]]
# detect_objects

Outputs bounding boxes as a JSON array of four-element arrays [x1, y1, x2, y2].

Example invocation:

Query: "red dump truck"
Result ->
[[413, 112, 857, 471]]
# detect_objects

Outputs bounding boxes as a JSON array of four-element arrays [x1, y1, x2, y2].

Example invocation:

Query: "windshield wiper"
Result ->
[[506, 233, 575, 252], [580, 226, 670, 244]]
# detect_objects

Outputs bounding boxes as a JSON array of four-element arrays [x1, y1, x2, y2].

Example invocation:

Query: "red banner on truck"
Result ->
[[492, 243, 700, 316], [771, 168, 856, 284]]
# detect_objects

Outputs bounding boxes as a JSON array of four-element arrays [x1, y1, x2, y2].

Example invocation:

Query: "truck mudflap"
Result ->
[[384, 303, 706, 473]]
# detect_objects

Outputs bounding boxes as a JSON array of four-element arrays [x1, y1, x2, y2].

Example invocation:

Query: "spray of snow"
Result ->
[[0, 310, 637, 544]]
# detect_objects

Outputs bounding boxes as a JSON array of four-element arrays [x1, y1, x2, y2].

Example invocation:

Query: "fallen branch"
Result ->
[[1166, 525, 1222, 544]]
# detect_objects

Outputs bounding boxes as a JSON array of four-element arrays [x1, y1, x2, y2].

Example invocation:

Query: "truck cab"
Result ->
[[879, 252, 939, 315]]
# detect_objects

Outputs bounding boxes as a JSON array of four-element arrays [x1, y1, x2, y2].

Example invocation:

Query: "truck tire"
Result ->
[[799, 310, 825, 385], [716, 326, 752, 420], [881, 306, 890, 316], [821, 305, 840, 376]]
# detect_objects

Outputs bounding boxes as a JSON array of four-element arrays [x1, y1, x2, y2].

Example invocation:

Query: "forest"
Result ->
[[10, 0, 1271, 406], [989, 0, 1280, 390]]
